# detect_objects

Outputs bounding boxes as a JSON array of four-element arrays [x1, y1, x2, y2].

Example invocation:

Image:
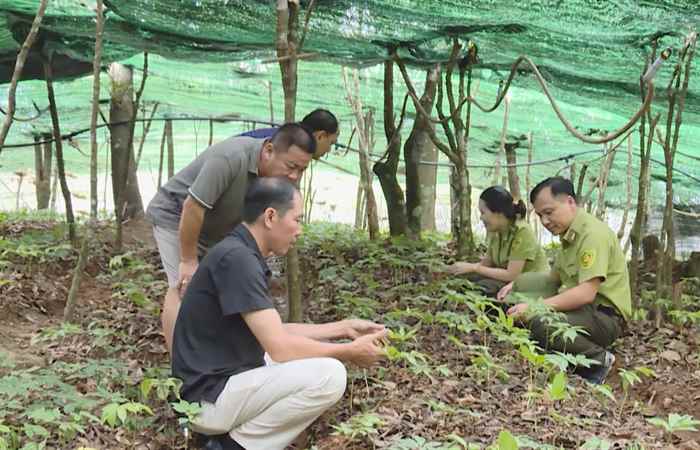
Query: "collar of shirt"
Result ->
[[231, 224, 271, 277], [247, 141, 264, 176], [561, 208, 586, 245]]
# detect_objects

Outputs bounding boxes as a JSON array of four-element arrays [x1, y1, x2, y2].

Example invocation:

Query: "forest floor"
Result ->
[[1, 215, 699, 450]]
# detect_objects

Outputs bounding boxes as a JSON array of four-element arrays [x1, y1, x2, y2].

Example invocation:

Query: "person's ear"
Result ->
[[262, 141, 275, 159], [263, 207, 277, 228]]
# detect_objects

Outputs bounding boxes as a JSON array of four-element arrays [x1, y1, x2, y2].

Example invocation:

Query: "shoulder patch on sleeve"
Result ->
[[580, 249, 596, 269]]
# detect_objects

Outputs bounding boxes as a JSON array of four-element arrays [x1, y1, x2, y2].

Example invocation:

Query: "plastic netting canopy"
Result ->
[[0, 0, 699, 210]]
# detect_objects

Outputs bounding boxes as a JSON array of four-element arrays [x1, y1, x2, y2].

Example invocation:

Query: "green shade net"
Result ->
[[0, 0, 699, 225]]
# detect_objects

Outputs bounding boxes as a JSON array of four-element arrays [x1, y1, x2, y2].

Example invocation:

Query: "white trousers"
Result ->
[[193, 357, 347, 450]]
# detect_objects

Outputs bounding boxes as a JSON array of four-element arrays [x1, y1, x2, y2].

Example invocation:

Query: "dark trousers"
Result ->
[[512, 273, 623, 366], [464, 273, 507, 298]]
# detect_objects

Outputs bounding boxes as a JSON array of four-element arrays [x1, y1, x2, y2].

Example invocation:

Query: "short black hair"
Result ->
[[301, 109, 338, 134], [530, 176, 577, 204], [271, 123, 316, 155], [242, 177, 299, 224], [480, 185, 526, 221]]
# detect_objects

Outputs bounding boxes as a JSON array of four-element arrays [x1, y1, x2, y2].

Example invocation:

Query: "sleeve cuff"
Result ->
[[187, 188, 214, 209]]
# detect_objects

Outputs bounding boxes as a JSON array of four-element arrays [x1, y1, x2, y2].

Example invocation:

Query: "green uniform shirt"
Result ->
[[486, 220, 549, 274], [553, 209, 632, 320]]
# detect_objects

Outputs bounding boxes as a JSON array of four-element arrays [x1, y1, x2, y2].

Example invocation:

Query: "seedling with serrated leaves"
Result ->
[[647, 413, 700, 438], [100, 401, 153, 429], [467, 345, 509, 383], [140, 377, 181, 402], [388, 435, 472, 450], [332, 412, 384, 440], [387, 326, 419, 345], [618, 366, 656, 416], [171, 400, 203, 430], [546, 371, 570, 402]]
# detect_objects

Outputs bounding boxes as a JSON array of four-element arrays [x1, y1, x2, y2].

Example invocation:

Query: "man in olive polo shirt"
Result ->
[[146, 123, 315, 353], [498, 177, 630, 384]]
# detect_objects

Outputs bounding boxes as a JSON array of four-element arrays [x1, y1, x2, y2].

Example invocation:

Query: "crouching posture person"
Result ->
[[498, 177, 631, 384], [446, 185, 548, 297], [172, 177, 387, 450]]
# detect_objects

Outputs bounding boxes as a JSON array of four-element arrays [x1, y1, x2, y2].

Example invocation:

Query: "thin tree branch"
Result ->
[[0, 0, 49, 154]]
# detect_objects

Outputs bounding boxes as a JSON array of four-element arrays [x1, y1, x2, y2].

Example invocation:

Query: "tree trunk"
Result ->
[[618, 135, 633, 240], [373, 60, 407, 236], [108, 63, 144, 224], [34, 135, 52, 209], [157, 123, 167, 188], [277, 0, 303, 323], [43, 57, 76, 243], [453, 161, 474, 258], [343, 68, 380, 240], [135, 102, 159, 170], [656, 34, 695, 318], [629, 114, 656, 308], [166, 119, 175, 179], [595, 143, 617, 220], [89, 0, 105, 219], [505, 147, 521, 202], [494, 95, 511, 185], [404, 69, 438, 236], [64, 231, 90, 322]]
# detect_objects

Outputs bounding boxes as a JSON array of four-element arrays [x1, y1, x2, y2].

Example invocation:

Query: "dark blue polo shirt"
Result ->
[[238, 127, 277, 139], [172, 224, 273, 403]]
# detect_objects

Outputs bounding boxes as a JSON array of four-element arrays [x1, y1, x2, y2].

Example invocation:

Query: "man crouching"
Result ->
[[172, 177, 387, 450]]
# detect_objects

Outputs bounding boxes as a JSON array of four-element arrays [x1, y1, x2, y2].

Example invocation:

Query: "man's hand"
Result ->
[[177, 259, 198, 297], [446, 262, 478, 275], [347, 329, 388, 367], [343, 319, 385, 339], [497, 281, 514, 302], [507, 302, 529, 318]]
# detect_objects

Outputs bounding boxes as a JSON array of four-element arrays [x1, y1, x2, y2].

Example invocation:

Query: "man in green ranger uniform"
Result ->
[[498, 177, 630, 384]]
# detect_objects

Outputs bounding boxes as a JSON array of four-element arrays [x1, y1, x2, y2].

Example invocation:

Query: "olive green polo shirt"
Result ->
[[146, 136, 263, 247], [486, 220, 549, 274], [553, 209, 632, 320]]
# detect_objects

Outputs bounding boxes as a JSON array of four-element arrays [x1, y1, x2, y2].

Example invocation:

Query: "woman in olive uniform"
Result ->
[[446, 186, 548, 297]]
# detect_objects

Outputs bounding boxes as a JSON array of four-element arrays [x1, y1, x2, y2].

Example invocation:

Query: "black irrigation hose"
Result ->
[[0, 116, 277, 149], [3, 114, 698, 184]]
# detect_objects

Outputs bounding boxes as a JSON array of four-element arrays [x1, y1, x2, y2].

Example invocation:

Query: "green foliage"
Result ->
[[647, 413, 700, 434], [546, 371, 570, 401], [332, 412, 384, 440], [493, 430, 519, 450], [30, 323, 83, 345], [171, 400, 203, 428], [100, 402, 153, 428], [385, 347, 435, 378], [0, 356, 169, 447], [107, 252, 165, 312], [388, 435, 472, 450], [0, 237, 73, 264], [467, 345, 509, 383], [618, 367, 655, 394], [581, 437, 613, 450], [140, 377, 181, 402]]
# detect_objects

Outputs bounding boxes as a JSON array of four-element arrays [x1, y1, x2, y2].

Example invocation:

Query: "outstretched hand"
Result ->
[[344, 319, 385, 339], [445, 262, 477, 275], [497, 281, 514, 302], [349, 329, 388, 368]]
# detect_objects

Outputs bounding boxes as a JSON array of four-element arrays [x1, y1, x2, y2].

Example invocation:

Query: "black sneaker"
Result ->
[[202, 434, 245, 450], [581, 351, 615, 385]]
